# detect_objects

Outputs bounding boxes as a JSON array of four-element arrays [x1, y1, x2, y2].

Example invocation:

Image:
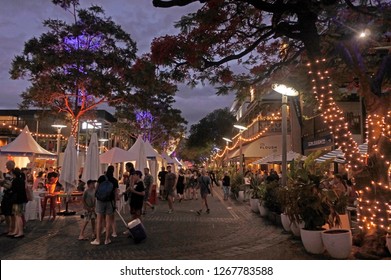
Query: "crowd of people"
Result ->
[[1, 158, 361, 246], [0, 161, 65, 238]]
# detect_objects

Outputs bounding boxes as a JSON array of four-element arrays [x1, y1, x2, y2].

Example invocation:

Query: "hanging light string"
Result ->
[[214, 112, 282, 159], [308, 59, 391, 232], [1, 122, 67, 140], [358, 112, 391, 232], [307, 59, 363, 171], [1, 122, 91, 152]]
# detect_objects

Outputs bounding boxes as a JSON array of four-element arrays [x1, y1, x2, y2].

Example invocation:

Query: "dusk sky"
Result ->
[[0, 0, 235, 129]]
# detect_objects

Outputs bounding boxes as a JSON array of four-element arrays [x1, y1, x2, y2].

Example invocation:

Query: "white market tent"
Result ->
[[99, 147, 129, 164], [161, 151, 179, 172], [144, 140, 164, 184], [0, 126, 56, 169], [127, 135, 148, 171]]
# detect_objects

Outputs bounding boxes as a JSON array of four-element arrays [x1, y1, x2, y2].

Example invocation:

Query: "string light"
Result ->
[[1, 122, 66, 140], [214, 113, 282, 159], [308, 59, 391, 232]]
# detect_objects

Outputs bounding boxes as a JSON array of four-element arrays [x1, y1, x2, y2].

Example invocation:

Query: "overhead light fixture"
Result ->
[[272, 83, 299, 97], [233, 124, 247, 131]]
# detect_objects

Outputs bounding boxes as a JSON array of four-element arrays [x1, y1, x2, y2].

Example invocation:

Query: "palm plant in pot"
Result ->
[[249, 175, 266, 213], [297, 177, 330, 254], [229, 173, 244, 200], [321, 190, 352, 259]]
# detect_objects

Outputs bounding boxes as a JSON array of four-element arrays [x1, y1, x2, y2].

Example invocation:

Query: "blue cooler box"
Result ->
[[127, 218, 147, 244]]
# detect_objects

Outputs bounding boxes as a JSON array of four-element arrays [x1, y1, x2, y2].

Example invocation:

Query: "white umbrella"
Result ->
[[82, 133, 101, 182], [59, 135, 78, 193], [268, 151, 307, 163], [58, 135, 78, 215]]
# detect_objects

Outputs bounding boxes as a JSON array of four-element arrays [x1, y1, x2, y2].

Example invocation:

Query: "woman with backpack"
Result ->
[[91, 165, 118, 246]]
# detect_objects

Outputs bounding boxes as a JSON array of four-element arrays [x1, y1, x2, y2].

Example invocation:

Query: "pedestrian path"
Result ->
[[0, 186, 323, 260]]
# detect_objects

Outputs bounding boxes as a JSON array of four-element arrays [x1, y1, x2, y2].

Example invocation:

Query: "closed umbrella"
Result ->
[[58, 135, 78, 215], [82, 133, 101, 183]]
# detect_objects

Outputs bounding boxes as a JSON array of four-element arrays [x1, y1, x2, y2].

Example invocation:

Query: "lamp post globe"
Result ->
[[272, 84, 299, 187]]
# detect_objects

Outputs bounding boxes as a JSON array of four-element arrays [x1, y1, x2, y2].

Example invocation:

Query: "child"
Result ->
[[78, 180, 97, 240], [129, 170, 145, 221]]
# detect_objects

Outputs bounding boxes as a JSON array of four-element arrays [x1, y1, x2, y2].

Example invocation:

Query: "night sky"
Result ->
[[0, 0, 234, 129]]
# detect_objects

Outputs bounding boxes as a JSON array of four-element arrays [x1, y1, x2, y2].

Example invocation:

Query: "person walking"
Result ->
[[157, 166, 167, 200], [175, 169, 185, 202], [8, 167, 28, 238], [78, 180, 96, 241], [91, 165, 118, 246], [0, 160, 16, 235], [129, 170, 145, 221], [164, 165, 177, 214], [222, 171, 230, 201], [196, 169, 211, 215], [142, 167, 155, 215]]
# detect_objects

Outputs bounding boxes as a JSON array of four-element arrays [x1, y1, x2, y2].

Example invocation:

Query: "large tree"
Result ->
[[112, 57, 187, 152], [10, 0, 137, 137], [150, 0, 391, 255], [179, 107, 235, 163]]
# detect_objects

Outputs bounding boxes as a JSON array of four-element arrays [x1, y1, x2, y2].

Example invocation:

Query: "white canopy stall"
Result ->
[[144, 140, 164, 184], [0, 126, 57, 171]]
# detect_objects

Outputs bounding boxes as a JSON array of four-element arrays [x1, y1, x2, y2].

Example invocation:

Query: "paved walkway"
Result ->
[[0, 187, 339, 260]]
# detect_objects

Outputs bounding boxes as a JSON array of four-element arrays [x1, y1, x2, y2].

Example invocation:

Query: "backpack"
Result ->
[[95, 176, 114, 202]]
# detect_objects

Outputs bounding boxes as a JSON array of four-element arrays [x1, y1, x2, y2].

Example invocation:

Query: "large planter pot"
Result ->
[[258, 201, 269, 217], [321, 229, 352, 259], [300, 228, 325, 255], [237, 190, 245, 202], [290, 221, 304, 237], [386, 234, 391, 254], [281, 213, 291, 232], [250, 198, 260, 213]]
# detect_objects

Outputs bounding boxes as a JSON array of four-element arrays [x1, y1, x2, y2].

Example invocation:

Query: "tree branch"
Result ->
[[152, 0, 205, 8], [202, 29, 274, 69]]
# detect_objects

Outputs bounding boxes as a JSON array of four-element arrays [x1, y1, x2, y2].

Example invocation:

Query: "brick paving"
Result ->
[[0, 187, 338, 260]]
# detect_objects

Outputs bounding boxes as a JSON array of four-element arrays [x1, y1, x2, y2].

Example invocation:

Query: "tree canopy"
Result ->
[[10, 0, 137, 136], [178, 107, 235, 162]]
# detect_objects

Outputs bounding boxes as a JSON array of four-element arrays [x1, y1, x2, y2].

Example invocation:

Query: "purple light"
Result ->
[[135, 110, 154, 142]]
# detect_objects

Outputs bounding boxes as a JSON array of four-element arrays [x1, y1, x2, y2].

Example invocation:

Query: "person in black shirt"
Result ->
[[157, 166, 168, 200], [222, 171, 231, 201], [129, 170, 145, 221]]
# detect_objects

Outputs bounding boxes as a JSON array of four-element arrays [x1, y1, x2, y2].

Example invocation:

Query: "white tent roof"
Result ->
[[144, 140, 162, 160], [99, 147, 129, 164], [161, 151, 175, 164], [127, 136, 146, 160], [127, 136, 148, 170], [0, 126, 56, 158]]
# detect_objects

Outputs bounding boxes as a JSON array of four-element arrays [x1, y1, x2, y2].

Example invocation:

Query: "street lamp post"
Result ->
[[272, 84, 299, 187], [222, 137, 232, 167], [52, 124, 67, 166], [233, 124, 247, 174]]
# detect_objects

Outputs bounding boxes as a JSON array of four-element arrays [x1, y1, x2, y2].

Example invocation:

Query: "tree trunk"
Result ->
[[297, 12, 391, 258], [71, 118, 79, 141]]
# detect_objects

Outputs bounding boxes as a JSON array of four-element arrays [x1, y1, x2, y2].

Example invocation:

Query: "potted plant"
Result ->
[[297, 179, 330, 254], [321, 190, 352, 259], [386, 225, 391, 254], [249, 175, 265, 213], [229, 173, 244, 200]]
